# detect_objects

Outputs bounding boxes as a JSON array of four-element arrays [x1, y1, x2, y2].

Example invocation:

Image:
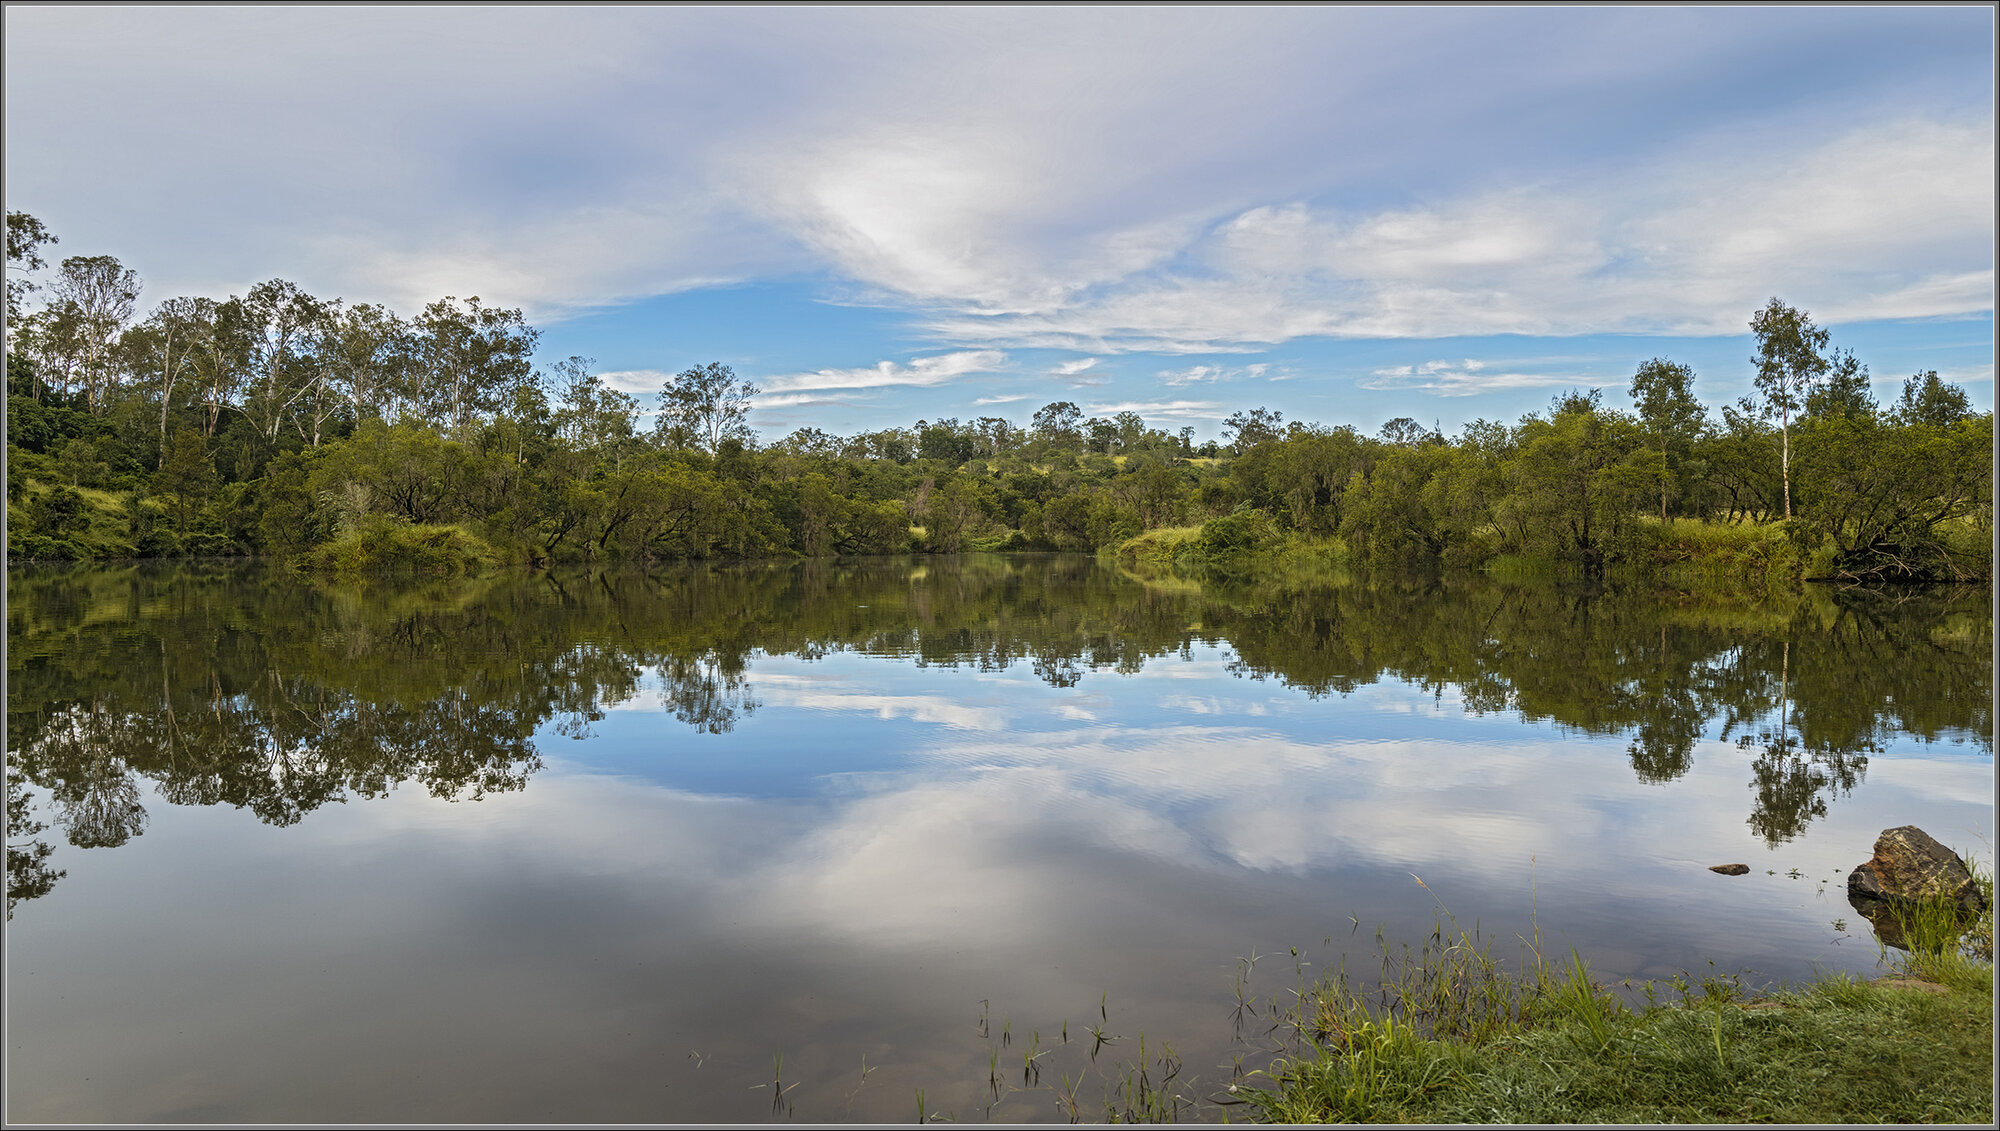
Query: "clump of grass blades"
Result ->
[[1245, 899, 1993, 1125]]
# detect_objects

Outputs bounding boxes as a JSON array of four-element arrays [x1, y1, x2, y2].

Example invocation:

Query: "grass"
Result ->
[[919, 860, 1992, 1124], [1240, 867, 1996, 1125], [294, 517, 499, 576]]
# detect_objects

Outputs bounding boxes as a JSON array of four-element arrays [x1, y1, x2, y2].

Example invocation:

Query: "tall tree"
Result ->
[[320, 301, 409, 428], [238, 279, 328, 442], [6, 211, 57, 333], [1748, 298, 1829, 519], [412, 296, 539, 438], [1891, 369, 1973, 427], [1628, 358, 1704, 522], [655, 362, 758, 454], [47, 254, 141, 414], [1030, 400, 1083, 451], [1804, 347, 1874, 422], [123, 296, 218, 444], [1225, 406, 1285, 449]]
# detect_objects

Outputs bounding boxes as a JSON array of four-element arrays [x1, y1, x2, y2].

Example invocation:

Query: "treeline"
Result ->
[[5, 213, 1990, 581]]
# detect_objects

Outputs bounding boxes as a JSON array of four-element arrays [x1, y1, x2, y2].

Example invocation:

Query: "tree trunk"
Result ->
[[1779, 408, 1792, 520]]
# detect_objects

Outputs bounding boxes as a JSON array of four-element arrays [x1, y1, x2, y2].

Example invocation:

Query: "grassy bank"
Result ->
[[294, 518, 499, 576], [1117, 512, 1350, 577], [1115, 512, 1882, 594], [1240, 877, 1995, 1124]]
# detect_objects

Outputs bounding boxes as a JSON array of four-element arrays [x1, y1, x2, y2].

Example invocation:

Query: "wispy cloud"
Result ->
[[7, 6, 1988, 373], [1053, 358, 1099, 376], [1359, 359, 1593, 397], [755, 391, 867, 409], [1159, 363, 1270, 386], [914, 118, 1993, 352], [597, 369, 669, 395], [760, 350, 1008, 394], [1082, 400, 1226, 422], [973, 393, 1032, 406]]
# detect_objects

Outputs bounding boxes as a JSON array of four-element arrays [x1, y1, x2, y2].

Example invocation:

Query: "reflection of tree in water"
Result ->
[[655, 654, 757, 734], [6, 768, 63, 919], [3, 559, 1988, 914], [1741, 733, 1871, 846]]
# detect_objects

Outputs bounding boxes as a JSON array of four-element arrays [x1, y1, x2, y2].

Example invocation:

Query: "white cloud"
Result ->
[[1082, 400, 1227, 422], [1052, 358, 1100, 376], [596, 369, 669, 395], [1360, 358, 1596, 397], [7, 8, 1989, 354], [760, 350, 1008, 394], [973, 393, 1032, 406], [754, 391, 866, 409], [912, 118, 1994, 351], [1159, 363, 1270, 386]]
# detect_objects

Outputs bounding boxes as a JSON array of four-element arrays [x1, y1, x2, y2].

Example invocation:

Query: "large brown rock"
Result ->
[[1846, 825, 1986, 913]]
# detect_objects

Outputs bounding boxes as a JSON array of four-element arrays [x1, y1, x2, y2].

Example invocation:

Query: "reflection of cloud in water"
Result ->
[[606, 673, 1008, 730]]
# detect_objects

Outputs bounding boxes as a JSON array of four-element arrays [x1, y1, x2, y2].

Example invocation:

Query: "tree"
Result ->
[[6, 211, 56, 331], [153, 427, 216, 533], [47, 254, 141, 414], [320, 302, 409, 427], [124, 297, 218, 444], [1804, 348, 1874, 422], [412, 296, 539, 438], [1749, 298, 1830, 519], [1891, 370, 1972, 427], [1628, 358, 1704, 522], [1031, 400, 1083, 451], [1225, 406, 1284, 450], [656, 362, 758, 454], [238, 279, 328, 443], [1377, 416, 1435, 448]]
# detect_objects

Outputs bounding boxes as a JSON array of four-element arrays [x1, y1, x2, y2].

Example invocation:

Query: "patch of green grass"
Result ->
[[1244, 873, 1995, 1125]]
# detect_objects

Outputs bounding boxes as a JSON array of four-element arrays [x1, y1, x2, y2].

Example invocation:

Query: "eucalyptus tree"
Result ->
[[5, 210, 57, 332], [11, 303, 85, 403], [194, 298, 255, 436], [122, 297, 218, 444], [319, 301, 410, 427], [411, 296, 539, 439], [1748, 298, 1830, 519], [548, 355, 639, 452], [1225, 406, 1285, 450], [654, 361, 758, 454], [1030, 400, 1083, 451], [46, 254, 141, 414], [1628, 357, 1704, 522], [237, 279, 329, 443]]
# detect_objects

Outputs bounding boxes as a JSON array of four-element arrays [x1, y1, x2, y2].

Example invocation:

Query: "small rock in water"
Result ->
[[1709, 864, 1750, 875]]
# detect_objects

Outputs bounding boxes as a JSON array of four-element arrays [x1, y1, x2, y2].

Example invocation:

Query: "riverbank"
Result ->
[[1238, 880, 1995, 1124], [1117, 511, 1993, 590]]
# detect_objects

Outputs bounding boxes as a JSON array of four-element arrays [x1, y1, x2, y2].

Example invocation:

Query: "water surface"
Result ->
[[6, 557, 1992, 1122]]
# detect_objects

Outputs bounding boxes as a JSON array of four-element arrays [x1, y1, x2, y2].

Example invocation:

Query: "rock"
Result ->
[[1708, 863, 1750, 875], [1845, 825, 1986, 913]]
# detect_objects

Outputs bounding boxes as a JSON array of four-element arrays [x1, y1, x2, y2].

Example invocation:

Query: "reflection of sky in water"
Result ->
[[10, 640, 1992, 1123]]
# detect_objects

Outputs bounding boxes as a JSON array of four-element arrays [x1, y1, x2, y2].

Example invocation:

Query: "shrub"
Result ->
[[294, 517, 499, 576]]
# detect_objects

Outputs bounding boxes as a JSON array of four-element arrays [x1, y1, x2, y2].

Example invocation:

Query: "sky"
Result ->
[[5, 6, 1994, 442]]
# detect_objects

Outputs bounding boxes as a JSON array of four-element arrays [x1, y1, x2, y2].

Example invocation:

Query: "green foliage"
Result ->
[[1791, 413, 1992, 581], [3, 257, 1987, 584], [1247, 910, 1993, 1125], [295, 518, 499, 576]]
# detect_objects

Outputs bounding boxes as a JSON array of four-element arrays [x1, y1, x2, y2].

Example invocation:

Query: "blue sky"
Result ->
[[6, 6, 1993, 441]]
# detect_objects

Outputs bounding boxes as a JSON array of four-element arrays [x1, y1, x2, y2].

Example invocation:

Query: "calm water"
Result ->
[[6, 557, 1992, 1123]]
